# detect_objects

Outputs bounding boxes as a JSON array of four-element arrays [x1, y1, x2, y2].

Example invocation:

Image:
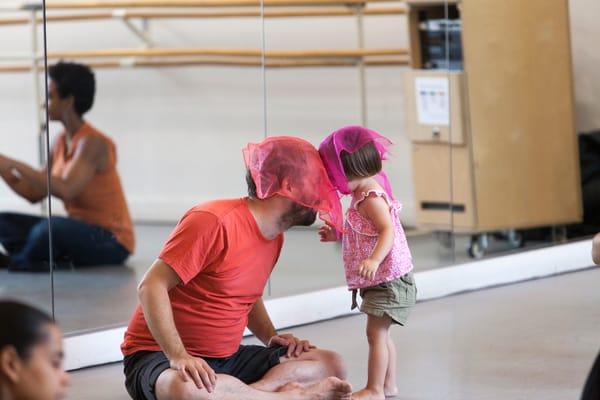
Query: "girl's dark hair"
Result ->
[[0, 301, 53, 359], [340, 142, 382, 179]]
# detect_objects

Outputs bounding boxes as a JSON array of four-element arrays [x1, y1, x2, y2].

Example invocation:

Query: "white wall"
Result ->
[[0, 16, 43, 215], [0, 10, 414, 223], [1, 1, 597, 224]]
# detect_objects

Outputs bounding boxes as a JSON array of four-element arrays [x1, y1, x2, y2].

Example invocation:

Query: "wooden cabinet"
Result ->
[[405, 0, 582, 231], [404, 70, 466, 145]]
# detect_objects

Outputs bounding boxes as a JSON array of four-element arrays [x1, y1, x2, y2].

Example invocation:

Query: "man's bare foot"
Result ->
[[301, 377, 352, 400], [384, 385, 398, 398], [278, 382, 303, 392], [352, 387, 385, 400]]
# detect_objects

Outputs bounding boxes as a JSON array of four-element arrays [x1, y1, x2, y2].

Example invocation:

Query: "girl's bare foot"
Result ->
[[352, 387, 385, 400], [384, 385, 398, 398]]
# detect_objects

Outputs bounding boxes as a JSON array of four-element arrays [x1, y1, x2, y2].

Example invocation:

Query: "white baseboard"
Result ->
[[64, 239, 595, 371]]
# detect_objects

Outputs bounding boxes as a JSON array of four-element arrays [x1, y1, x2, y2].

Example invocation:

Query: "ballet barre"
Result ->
[[31, 0, 401, 9], [0, 6, 406, 25], [1, 0, 409, 159]]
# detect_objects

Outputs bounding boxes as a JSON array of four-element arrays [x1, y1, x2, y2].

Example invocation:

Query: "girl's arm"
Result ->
[[318, 222, 340, 242], [358, 194, 395, 279]]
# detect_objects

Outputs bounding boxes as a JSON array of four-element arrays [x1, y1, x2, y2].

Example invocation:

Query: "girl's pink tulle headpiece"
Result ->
[[243, 136, 343, 231], [318, 125, 394, 199]]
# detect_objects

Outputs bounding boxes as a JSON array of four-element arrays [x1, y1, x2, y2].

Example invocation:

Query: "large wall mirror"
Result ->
[[447, 0, 590, 263], [0, 0, 457, 334], [266, 0, 456, 299], [41, 1, 265, 333], [1, 0, 596, 364], [398, 0, 594, 268]]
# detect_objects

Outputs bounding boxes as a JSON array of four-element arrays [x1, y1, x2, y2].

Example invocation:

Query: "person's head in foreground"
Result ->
[[244, 135, 343, 232], [0, 301, 69, 400], [319, 125, 394, 199]]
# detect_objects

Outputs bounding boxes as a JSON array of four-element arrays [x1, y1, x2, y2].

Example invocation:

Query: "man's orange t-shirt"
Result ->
[[121, 198, 283, 359]]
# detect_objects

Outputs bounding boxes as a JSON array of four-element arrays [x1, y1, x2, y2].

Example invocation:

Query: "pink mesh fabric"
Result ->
[[318, 125, 394, 199], [243, 136, 343, 231]]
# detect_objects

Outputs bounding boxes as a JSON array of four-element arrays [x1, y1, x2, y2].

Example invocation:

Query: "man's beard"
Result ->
[[279, 202, 317, 230]]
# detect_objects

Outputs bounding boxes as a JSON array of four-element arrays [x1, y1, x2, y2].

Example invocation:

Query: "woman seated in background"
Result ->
[[0, 62, 134, 271], [0, 300, 70, 400]]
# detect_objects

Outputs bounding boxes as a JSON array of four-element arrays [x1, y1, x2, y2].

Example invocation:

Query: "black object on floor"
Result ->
[[0, 252, 10, 269]]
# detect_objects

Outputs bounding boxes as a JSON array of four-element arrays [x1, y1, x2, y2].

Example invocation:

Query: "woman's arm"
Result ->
[[0, 135, 107, 202], [0, 154, 48, 203]]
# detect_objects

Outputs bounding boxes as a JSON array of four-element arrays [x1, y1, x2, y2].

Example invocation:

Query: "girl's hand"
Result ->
[[318, 224, 338, 242], [359, 258, 380, 280]]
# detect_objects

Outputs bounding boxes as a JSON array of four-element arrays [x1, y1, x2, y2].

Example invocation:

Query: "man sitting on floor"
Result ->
[[121, 136, 351, 400]]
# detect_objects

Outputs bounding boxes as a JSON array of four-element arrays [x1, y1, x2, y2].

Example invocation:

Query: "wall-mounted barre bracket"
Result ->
[[120, 16, 154, 48], [17, 2, 43, 11]]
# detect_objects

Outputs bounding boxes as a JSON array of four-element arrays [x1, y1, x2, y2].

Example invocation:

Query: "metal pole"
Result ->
[[444, 2, 456, 263], [355, 5, 367, 126], [260, 0, 268, 139], [30, 9, 47, 215], [30, 10, 43, 166], [40, 0, 56, 320], [260, 0, 272, 297]]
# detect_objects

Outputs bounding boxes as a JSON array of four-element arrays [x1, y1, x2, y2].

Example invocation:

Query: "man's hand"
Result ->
[[318, 223, 338, 242], [268, 334, 316, 358], [169, 353, 217, 393], [358, 258, 380, 280]]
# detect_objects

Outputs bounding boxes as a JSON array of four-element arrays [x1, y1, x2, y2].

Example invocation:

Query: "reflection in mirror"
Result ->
[[449, 0, 583, 261], [42, 2, 265, 333], [0, 3, 53, 315], [267, 0, 455, 298], [404, 0, 460, 263], [402, 0, 458, 268]]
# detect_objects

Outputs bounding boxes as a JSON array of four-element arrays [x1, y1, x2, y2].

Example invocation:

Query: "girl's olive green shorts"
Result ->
[[352, 272, 417, 326]]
